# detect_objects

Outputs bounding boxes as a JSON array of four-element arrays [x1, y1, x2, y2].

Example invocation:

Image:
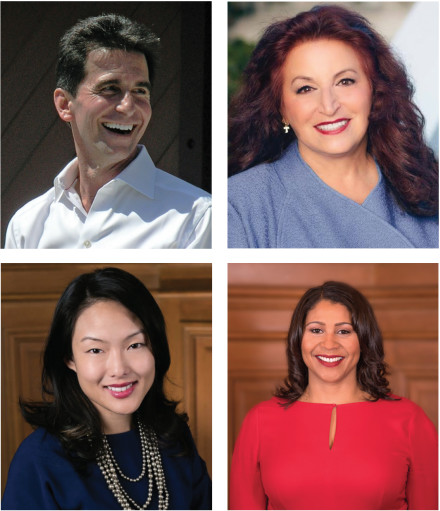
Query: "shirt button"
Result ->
[[83, 240, 91, 248]]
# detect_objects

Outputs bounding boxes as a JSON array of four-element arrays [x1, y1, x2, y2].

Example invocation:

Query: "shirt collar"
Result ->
[[53, 145, 157, 201]]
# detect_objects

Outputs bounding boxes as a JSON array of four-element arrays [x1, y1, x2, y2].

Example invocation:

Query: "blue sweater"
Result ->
[[2, 427, 211, 510], [228, 142, 438, 248]]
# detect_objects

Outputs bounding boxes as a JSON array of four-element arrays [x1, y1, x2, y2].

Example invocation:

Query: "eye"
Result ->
[[337, 329, 352, 335], [128, 342, 146, 350], [338, 78, 355, 86], [310, 328, 323, 334], [101, 85, 120, 94], [296, 85, 314, 94], [87, 348, 103, 354]]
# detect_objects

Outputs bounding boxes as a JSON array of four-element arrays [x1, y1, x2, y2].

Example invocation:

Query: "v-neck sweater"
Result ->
[[229, 396, 437, 509]]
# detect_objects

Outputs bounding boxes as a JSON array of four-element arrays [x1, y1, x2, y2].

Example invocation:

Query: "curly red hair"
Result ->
[[229, 5, 438, 216]]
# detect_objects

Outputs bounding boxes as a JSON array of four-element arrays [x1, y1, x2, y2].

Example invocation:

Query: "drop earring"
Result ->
[[283, 121, 290, 134]]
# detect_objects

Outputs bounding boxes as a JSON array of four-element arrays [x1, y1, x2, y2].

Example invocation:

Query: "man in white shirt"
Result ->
[[5, 14, 211, 249]]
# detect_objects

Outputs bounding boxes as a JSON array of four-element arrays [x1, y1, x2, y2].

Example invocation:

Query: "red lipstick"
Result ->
[[105, 381, 137, 399], [315, 355, 345, 367], [314, 118, 350, 135]]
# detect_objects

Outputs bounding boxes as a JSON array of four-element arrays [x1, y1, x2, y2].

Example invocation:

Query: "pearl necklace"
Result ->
[[97, 418, 169, 510]]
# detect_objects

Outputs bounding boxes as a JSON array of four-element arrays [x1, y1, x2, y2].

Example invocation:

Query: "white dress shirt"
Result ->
[[5, 146, 211, 248]]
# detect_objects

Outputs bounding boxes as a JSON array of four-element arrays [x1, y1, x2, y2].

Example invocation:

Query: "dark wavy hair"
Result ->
[[229, 5, 438, 216], [20, 267, 191, 471], [276, 281, 396, 405], [56, 13, 160, 96]]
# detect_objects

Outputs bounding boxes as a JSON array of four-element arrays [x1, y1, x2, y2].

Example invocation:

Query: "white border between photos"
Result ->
[[1, 1, 440, 510]]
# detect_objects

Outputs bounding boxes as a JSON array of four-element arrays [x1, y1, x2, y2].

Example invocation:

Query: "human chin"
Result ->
[[303, 130, 366, 158], [94, 129, 142, 159]]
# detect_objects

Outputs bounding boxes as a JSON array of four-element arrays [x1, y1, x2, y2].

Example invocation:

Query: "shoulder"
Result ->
[[374, 396, 436, 427], [2, 428, 89, 510], [8, 188, 54, 223], [118, 146, 211, 211], [377, 395, 425, 412], [154, 168, 211, 204], [229, 161, 283, 201], [228, 144, 302, 215], [229, 142, 299, 190], [243, 397, 288, 423], [5, 188, 54, 247], [5, 428, 70, 486], [11, 428, 66, 464]]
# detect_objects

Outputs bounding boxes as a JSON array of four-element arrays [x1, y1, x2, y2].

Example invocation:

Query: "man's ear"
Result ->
[[66, 358, 77, 373], [54, 88, 74, 122]]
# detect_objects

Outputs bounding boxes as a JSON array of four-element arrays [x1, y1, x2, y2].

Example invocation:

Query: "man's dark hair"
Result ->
[[56, 13, 160, 96]]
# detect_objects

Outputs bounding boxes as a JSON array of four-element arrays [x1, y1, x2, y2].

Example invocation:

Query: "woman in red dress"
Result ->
[[230, 281, 437, 510]]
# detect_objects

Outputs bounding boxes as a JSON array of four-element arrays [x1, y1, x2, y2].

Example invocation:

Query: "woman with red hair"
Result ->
[[228, 5, 438, 248]]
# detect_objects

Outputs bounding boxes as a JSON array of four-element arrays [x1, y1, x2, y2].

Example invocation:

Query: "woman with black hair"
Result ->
[[230, 281, 437, 510], [2, 267, 211, 510]]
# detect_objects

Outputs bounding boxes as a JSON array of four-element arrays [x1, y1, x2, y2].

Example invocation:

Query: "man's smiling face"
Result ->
[[57, 48, 152, 169]]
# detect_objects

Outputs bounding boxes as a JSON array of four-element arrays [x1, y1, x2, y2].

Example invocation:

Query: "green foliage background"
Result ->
[[228, 39, 255, 103], [228, 3, 257, 103]]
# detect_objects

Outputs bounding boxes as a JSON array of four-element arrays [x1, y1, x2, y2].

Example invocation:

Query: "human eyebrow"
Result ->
[[334, 69, 358, 79], [80, 330, 145, 343], [291, 75, 315, 85], [80, 336, 108, 343], [334, 322, 353, 326], [291, 69, 359, 86], [305, 321, 325, 327], [95, 79, 152, 92], [134, 81, 152, 92], [125, 329, 146, 341], [95, 79, 121, 89]]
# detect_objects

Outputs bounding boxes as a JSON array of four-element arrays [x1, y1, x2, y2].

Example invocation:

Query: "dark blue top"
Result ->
[[2, 427, 211, 510], [228, 142, 439, 248]]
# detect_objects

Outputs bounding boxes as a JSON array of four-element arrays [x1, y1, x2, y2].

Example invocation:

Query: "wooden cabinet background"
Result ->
[[228, 263, 438, 469], [1, 263, 212, 495]]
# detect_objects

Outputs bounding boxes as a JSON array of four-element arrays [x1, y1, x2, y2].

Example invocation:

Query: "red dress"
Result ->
[[230, 396, 437, 510]]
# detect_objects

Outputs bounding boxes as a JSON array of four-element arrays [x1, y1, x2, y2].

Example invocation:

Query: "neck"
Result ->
[[75, 147, 139, 212], [298, 140, 378, 204], [102, 414, 134, 435], [301, 379, 367, 405]]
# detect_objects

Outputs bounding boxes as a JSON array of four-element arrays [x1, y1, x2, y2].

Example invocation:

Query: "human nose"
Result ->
[[115, 92, 136, 115], [320, 333, 340, 350], [108, 349, 129, 377], [318, 87, 340, 116]]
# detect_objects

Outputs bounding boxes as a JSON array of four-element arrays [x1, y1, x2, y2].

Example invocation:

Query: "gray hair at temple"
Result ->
[[56, 13, 160, 96]]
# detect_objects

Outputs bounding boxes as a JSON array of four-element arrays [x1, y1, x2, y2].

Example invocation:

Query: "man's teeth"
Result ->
[[316, 120, 348, 131], [103, 122, 134, 131], [107, 383, 133, 392], [317, 356, 344, 363]]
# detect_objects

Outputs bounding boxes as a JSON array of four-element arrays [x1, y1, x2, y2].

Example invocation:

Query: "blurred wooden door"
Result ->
[[1, 263, 212, 494]]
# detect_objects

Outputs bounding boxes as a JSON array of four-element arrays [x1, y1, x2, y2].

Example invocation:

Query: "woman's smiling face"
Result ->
[[67, 300, 155, 433], [301, 300, 361, 387], [281, 38, 373, 162]]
